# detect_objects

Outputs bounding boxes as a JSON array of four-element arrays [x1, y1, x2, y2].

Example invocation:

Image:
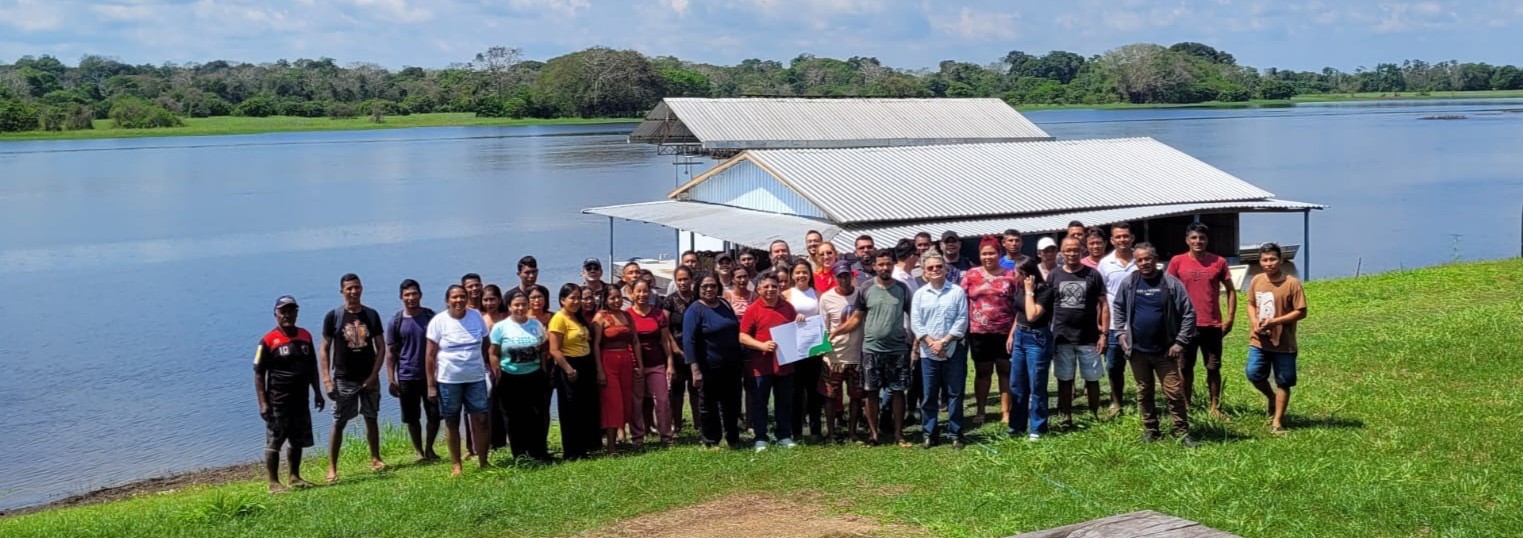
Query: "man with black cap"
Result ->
[[255, 295, 326, 493], [940, 231, 973, 284], [582, 257, 608, 307]]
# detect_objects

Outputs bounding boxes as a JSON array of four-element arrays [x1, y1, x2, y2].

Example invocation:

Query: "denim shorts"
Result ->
[[438, 380, 490, 417], [1053, 344, 1103, 382], [1246, 347, 1298, 388]]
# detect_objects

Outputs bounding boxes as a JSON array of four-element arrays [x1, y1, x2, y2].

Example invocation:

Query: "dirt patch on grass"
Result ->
[[0, 463, 259, 518], [573, 494, 912, 538]]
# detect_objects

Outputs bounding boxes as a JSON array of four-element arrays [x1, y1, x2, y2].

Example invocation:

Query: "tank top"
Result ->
[[786, 286, 819, 318]]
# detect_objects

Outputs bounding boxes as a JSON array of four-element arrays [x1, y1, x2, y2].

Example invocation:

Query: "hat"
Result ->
[[273, 295, 298, 309], [941, 230, 960, 242], [582, 257, 602, 270], [1037, 237, 1058, 251], [716, 252, 733, 262], [832, 261, 853, 276]]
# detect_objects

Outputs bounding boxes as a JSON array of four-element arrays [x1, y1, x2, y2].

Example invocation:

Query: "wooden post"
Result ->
[[608, 217, 615, 284], [1303, 209, 1311, 281]]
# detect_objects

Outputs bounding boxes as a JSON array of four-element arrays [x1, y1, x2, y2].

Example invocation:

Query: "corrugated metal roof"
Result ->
[[833, 199, 1325, 250], [583, 200, 840, 250], [734, 137, 1278, 224], [629, 98, 1052, 149]]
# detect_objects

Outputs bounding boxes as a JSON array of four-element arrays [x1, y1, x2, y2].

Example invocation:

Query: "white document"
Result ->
[[771, 315, 825, 365]]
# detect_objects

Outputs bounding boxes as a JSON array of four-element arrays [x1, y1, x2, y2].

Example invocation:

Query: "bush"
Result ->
[[400, 95, 435, 114], [1257, 79, 1296, 100], [277, 100, 326, 118], [359, 99, 408, 116], [0, 99, 39, 132], [474, 96, 529, 118], [108, 97, 184, 129], [187, 96, 232, 118], [232, 95, 278, 117], [327, 102, 358, 119], [37, 103, 94, 131]]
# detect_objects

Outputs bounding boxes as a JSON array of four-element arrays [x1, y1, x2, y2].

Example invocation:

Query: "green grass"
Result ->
[[1014, 88, 1523, 111], [0, 113, 639, 141], [5, 260, 1523, 537]]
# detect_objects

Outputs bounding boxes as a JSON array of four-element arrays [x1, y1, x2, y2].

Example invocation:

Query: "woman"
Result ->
[[424, 284, 490, 476], [812, 243, 844, 293], [1005, 259, 1056, 440], [593, 286, 642, 453], [578, 287, 598, 324], [627, 280, 675, 446], [664, 266, 701, 436], [480, 284, 508, 451], [724, 266, 756, 318], [783, 259, 825, 442], [961, 236, 1019, 428], [528, 286, 554, 328], [682, 273, 745, 449], [488, 289, 551, 461], [549, 284, 601, 460], [739, 274, 798, 451]]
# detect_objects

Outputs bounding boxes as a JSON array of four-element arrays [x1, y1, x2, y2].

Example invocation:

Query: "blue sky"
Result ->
[[1, 0, 1520, 71]]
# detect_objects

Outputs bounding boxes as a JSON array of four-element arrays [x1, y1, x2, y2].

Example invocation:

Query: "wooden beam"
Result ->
[[1010, 510, 1240, 538]]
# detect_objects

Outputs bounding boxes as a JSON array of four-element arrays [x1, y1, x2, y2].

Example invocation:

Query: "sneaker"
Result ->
[[1141, 430, 1160, 443], [754, 440, 769, 452], [1179, 435, 1199, 448], [1027, 433, 1041, 442], [777, 438, 798, 449], [951, 437, 965, 450]]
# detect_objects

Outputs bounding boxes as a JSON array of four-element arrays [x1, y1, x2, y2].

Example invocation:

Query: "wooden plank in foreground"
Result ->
[[1011, 510, 1240, 538]]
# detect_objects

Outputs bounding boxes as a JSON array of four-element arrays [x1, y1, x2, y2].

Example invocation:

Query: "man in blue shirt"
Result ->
[[387, 279, 439, 462], [1111, 243, 1198, 446], [910, 253, 969, 449]]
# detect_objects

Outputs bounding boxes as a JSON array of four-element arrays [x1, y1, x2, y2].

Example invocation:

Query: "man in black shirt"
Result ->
[[320, 273, 387, 483], [1046, 237, 1108, 430], [254, 295, 325, 493], [1112, 244, 1198, 446]]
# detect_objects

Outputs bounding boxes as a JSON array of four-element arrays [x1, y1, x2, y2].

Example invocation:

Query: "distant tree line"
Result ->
[[3, 42, 1522, 133]]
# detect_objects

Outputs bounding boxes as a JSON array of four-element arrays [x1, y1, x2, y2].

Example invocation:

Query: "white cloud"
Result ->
[[92, 4, 158, 22], [662, 0, 690, 15], [930, 7, 1019, 41], [343, 0, 434, 23], [0, 0, 64, 32], [508, 0, 591, 16]]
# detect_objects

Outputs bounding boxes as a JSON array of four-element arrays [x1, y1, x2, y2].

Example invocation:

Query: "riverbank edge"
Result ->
[[3, 90, 1520, 142]]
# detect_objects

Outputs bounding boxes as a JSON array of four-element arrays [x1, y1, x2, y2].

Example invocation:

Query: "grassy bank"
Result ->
[[4, 260, 1523, 537], [1015, 88, 1523, 111], [0, 113, 639, 141]]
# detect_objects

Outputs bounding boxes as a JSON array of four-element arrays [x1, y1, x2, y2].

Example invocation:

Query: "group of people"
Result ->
[[252, 221, 1308, 492]]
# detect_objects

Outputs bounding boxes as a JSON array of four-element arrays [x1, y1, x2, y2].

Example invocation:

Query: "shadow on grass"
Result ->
[[1285, 414, 1365, 430]]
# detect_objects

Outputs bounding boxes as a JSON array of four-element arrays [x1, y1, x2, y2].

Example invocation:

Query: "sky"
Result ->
[[1, 0, 1520, 71]]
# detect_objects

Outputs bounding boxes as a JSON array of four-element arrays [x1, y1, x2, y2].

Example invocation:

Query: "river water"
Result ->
[[2, 100, 1520, 511]]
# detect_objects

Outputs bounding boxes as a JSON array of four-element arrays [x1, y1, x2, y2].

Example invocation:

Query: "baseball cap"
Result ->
[[273, 295, 298, 309], [1037, 237, 1058, 251], [716, 252, 733, 262], [832, 261, 853, 276], [941, 230, 960, 242], [582, 257, 602, 270]]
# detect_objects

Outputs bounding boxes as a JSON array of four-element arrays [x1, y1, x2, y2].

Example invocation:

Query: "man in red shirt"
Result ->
[[1166, 223, 1237, 419]]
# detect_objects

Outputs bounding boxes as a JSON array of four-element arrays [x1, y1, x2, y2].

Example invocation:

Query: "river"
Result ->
[[1, 100, 1520, 511]]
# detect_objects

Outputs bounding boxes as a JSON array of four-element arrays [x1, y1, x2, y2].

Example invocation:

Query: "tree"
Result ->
[[534, 47, 664, 117], [1031, 51, 1086, 84], [1169, 42, 1235, 65], [0, 98, 39, 132], [473, 46, 523, 100], [1491, 65, 1523, 90], [661, 68, 711, 97], [108, 96, 183, 128]]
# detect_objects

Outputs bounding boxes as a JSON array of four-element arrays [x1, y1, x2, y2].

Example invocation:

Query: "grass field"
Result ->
[[3, 260, 1523, 537], [0, 113, 639, 141], [1014, 89, 1523, 111]]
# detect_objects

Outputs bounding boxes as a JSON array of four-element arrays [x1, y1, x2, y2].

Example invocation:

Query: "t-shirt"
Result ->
[[854, 279, 913, 354], [1098, 253, 1139, 331], [1048, 266, 1106, 345], [664, 292, 694, 351], [819, 287, 863, 366], [892, 265, 923, 291], [490, 317, 546, 375], [724, 289, 755, 319], [1128, 274, 1170, 354], [739, 299, 798, 377], [1167, 253, 1231, 328], [682, 300, 743, 368], [944, 255, 973, 285], [548, 310, 592, 357], [627, 306, 670, 368], [426, 310, 488, 384], [1013, 283, 1054, 329], [1081, 256, 1102, 269], [1248, 274, 1308, 353], [255, 327, 316, 409], [322, 306, 384, 382], [998, 254, 1029, 272], [961, 267, 1018, 335], [388, 308, 435, 381]]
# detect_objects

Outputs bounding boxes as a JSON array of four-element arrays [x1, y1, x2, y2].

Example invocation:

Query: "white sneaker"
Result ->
[[1027, 433, 1041, 442], [754, 440, 769, 452], [778, 438, 798, 449]]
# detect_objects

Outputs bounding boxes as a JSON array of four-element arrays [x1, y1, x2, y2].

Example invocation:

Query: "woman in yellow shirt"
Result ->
[[549, 283, 602, 460]]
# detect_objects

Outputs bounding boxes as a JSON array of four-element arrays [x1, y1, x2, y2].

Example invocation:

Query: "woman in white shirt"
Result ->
[[782, 258, 826, 442], [426, 284, 490, 477]]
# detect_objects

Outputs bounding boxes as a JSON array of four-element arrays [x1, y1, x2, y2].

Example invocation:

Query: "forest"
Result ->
[[3, 41, 1522, 133]]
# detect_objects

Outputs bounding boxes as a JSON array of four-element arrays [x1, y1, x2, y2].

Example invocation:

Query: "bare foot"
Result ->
[[450, 465, 463, 477], [1104, 404, 1122, 420], [325, 470, 339, 484], [371, 459, 387, 472], [896, 440, 913, 448], [1209, 407, 1231, 422], [268, 481, 290, 494], [1271, 423, 1287, 435], [289, 477, 316, 489]]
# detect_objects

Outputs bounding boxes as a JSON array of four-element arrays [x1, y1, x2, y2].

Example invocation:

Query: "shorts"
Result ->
[[1183, 326, 1224, 371], [863, 351, 910, 393], [438, 380, 490, 417], [1246, 347, 1297, 388], [265, 405, 314, 449], [1053, 344, 1103, 382], [397, 378, 440, 424], [331, 379, 381, 422], [820, 363, 864, 402], [967, 332, 1008, 364]]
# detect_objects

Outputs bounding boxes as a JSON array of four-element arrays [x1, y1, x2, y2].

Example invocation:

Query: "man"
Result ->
[[461, 273, 483, 310], [1048, 237, 1108, 430], [582, 257, 608, 305], [999, 229, 1029, 272], [910, 253, 970, 449], [1036, 237, 1060, 280], [1066, 221, 1087, 242], [516, 256, 548, 299], [891, 239, 923, 291], [813, 242, 847, 293], [1081, 228, 1108, 269], [819, 261, 865, 443], [738, 250, 761, 288], [940, 231, 973, 284], [851, 248, 915, 447], [769, 239, 792, 267], [849, 235, 877, 280], [254, 295, 326, 493], [1167, 223, 1237, 418], [387, 279, 439, 462], [1112, 243, 1198, 446], [805, 230, 824, 265], [1246, 243, 1308, 434], [1097, 222, 1138, 418], [666, 251, 701, 295], [320, 273, 387, 482], [913, 232, 933, 256]]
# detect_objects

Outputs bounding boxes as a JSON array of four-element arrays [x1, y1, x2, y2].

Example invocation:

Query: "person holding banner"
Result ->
[[737, 275, 798, 452], [784, 259, 827, 443], [911, 252, 970, 449]]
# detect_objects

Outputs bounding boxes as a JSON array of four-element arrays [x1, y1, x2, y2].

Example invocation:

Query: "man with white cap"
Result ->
[[1036, 236, 1060, 281]]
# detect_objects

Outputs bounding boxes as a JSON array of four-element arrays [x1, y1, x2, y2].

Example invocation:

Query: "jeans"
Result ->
[[1106, 330, 1128, 380], [747, 373, 795, 442], [1008, 327, 1052, 435], [698, 361, 743, 446], [920, 341, 967, 439]]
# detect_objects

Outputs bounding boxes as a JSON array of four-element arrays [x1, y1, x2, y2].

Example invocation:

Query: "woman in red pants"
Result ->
[[592, 285, 642, 454]]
